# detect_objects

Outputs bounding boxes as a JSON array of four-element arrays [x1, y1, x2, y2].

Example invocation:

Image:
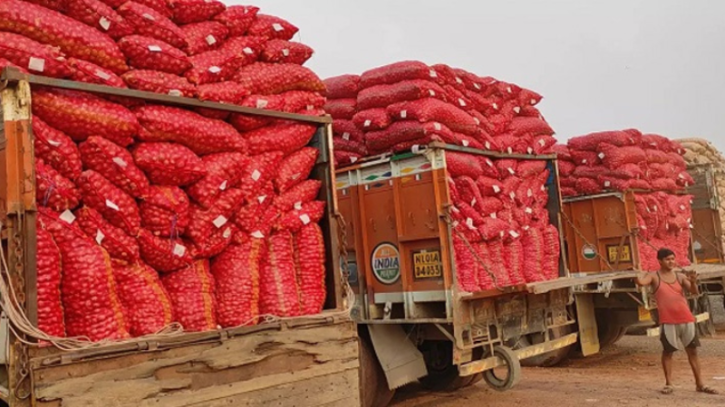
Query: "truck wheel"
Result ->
[[483, 346, 521, 392], [359, 329, 396, 407], [596, 312, 627, 349], [418, 341, 475, 391], [518, 325, 574, 367]]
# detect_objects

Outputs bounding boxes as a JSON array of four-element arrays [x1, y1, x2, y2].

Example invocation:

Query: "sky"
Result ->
[[242, 0, 725, 152]]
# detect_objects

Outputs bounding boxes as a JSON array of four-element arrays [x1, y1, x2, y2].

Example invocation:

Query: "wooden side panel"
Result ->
[[31, 321, 360, 407]]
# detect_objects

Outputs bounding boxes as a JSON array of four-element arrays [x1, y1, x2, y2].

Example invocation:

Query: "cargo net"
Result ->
[[442, 151, 560, 292], [323, 61, 556, 167], [0, 0, 362, 347]]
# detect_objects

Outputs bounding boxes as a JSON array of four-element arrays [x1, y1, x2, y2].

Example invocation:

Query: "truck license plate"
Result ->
[[413, 250, 442, 279]]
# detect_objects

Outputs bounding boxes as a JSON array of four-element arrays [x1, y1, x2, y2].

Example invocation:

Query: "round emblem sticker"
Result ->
[[371, 243, 401, 285], [582, 244, 597, 260]]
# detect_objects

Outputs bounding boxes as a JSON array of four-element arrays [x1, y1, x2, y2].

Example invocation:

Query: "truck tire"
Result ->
[[483, 346, 521, 392], [518, 325, 574, 367], [418, 341, 475, 391], [359, 328, 396, 407], [596, 312, 627, 349]]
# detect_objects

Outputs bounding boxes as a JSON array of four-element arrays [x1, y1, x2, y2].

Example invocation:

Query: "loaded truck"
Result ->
[[0, 68, 360, 407]]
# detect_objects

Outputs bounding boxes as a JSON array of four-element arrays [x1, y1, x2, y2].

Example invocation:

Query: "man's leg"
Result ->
[[684, 346, 704, 389], [662, 351, 674, 388]]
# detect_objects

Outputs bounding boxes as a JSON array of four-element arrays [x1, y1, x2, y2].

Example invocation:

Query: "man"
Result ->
[[635, 248, 717, 395]]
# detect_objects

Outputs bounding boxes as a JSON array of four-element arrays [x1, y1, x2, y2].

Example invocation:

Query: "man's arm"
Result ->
[[680, 271, 700, 295], [635, 271, 655, 287]]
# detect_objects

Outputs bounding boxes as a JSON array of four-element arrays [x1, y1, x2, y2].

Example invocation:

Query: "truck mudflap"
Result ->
[[367, 324, 427, 389]]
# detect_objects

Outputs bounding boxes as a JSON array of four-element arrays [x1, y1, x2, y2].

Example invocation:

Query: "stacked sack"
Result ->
[[444, 151, 560, 292], [634, 192, 693, 271], [325, 61, 556, 166], [556, 129, 694, 198], [9, 0, 328, 342]]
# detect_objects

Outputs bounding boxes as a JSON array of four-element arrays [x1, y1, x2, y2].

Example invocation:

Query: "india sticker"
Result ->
[[582, 244, 597, 260], [371, 243, 401, 285]]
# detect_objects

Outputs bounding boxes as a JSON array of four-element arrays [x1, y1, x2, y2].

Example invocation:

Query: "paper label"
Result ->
[[507, 147, 513, 154], [256, 99, 269, 108], [528, 147, 534, 154], [251, 230, 265, 239], [95, 70, 111, 80], [168, 89, 182, 97], [272, 23, 284, 32], [95, 229, 105, 245], [300, 214, 311, 225], [99, 17, 111, 31], [47, 139, 61, 147], [513, 106, 521, 114], [342, 132, 350, 141], [462, 140, 470, 147], [450, 206, 460, 214], [491, 213, 497, 219], [219, 180, 227, 190], [510, 230, 520, 238], [294, 201, 303, 210], [507, 86, 512, 94], [604, 181, 611, 187], [28, 57, 45, 72], [59, 210, 76, 224], [251, 169, 261, 181], [484, 141, 490, 149], [458, 98, 466, 107], [473, 117, 480, 125], [507, 167, 515, 175], [350, 156, 358, 163], [525, 207, 533, 214], [243, 47, 254, 55], [282, 48, 290, 56], [493, 103, 499, 110], [364, 119, 371, 127], [205, 35, 217, 45], [429, 69, 437, 78], [434, 122, 442, 131], [148, 45, 162, 52], [455, 77, 463, 84], [485, 159, 494, 167], [411, 145, 420, 154], [429, 89, 436, 96], [474, 83, 481, 90], [173, 243, 186, 257], [509, 192, 516, 200], [598, 152, 605, 159], [213, 215, 228, 228], [112, 157, 127, 167], [400, 110, 407, 119], [582, 159, 588, 164], [257, 195, 267, 204], [527, 188, 533, 197], [222, 228, 232, 238], [142, 13, 155, 21], [493, 185, 501, 193], [465, 218, 475, 229], [105, 199, 120, 211], [470, 198, 477, 207], [209, 66, 222, 74]]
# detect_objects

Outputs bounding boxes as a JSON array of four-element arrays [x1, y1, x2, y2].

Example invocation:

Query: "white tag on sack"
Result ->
[[678, 173, 685, 179], [680, 205, 686, 210], [257, 195, 267, 204], [350, 156, 359, 163], [527, 188, 533, 197], [493, 185, 501, 193], [294, 201, 303, 210], [470, 198, 477, 207], [411, 145, 421, 154], [641, 225, 647, 230], [28, 57, 45, 73], [500, 231, 506, 238], [272, 23, 284, 32], [455, 77, 463, 84], [452, 220, 459, 228], [99, 17, 111, 31], [473, 117, 480, 125], [493, 103, 499, 110], [513, 106, 521, 114], [342, 132, 350, 141], [47, 139, 61, 147], [400, 110, 407, 119], [148, 45, 162, 52], [251, 169, 261, 181], [213, 215, 228, 228], [251, 230, 265, 239], [509, 230, 520, 239], [256, 99, 269, 108], [525, 207, 533, 214], [653, 205, 658, 212], [582, 159, 588, 164], [485, 141, 491, 149], [462, 140, 470, 147], [142, 13, 155, 21], [219, 180, 228, 190], [491, 212, 497, 219], [428, 89, 436, 97], [168, 89, 183, 97], [509, 192, 516, 200], [209, 66, 222, 74], [531, 99, 537, 105], [523, 225, 530, 231], [458, 98, 466, 107], [507, 147, 513, 154], [528, 147, 534, 154], [485, 159, 494, 167], [507, 167, 515, 175], [507, 86, 513, 94], [112, 157, 127, 167], [604, 181, 611, 187], [59, 210, 75, 224], [300, 214, 311, 225], [474, 83, 481, 90], [205, 35, 217, 45], [465, 217, 475, 229], [173, 243, 186, 257], [598, 152, 605, 160], [429, 69, 437, 78], [450, 206, 460, 214], [434, 122, 442, 131], [105, 199, 120, 211], [95, 70, 111, 80], [95, 229, 105, 245], [243, 47, 254, 55], [282, 48, 290, 56], [364, 119, 371, 128], [223, 227, 232, 238]]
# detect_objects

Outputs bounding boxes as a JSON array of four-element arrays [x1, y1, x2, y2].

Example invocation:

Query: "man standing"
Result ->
[[635, 248, 718, 395]]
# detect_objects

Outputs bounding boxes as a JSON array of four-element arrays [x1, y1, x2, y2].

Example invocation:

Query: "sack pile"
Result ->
[[634, 192, 693, 271], [324, 61, 556, 166], [11, 0, 329, 341], [445, 151, 560, 292], [556, 130, 693, 197]]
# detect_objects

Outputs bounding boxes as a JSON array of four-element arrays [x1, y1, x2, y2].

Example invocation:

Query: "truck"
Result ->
[[0, 68, 360, 407]]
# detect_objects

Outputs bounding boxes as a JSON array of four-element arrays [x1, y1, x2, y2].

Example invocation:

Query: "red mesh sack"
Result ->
[[446, 152, 483, 179], [573, 165, 609, 179], [243, 122, 317, 156], [161, 260, 217, 332], [324, 99, 357, 120], [477, 156, 501, 179], [517, 160, 547, 179], [479, 217, 509, 241], [477, 197, 504, 217], [357, 80, 447, 111], [558, 161, 575, 176], [276, 201, 326, 233], [132, 142, 206, 186], [139, 186, 190, 237], [518, 88, 543, 106], [495, 159, 518, 179], [669, 152, 687, 170], [36, 159, 80, 212], [25, 0, 64, 11], [630, 179, 653, 190], [575, 177, 603, 195], [168, 0, 225, 25], [609, 163, 644, 179], [0, 0, 128, 73], [212, 239, 264, 327], [561, 187, 577, 197], [228, 94, 286, 132], [293, 224, 326, 315], [36, 221, 65, 337], [185, 189, 245, 243], [233, 182, 275, 232], [32, 89, 139, 147], [212, 5, 259, 36], [387, 98, 479, 136], [68, 58, 126, 89], [181, 21, 229, 56], [568, 130, 641, 151], [651, 178, 679, 192], [0, 32, 71, 78], [275, 180, 321, 212], [569, 150, 601, 166], [247, 14, 298, 40], [187, 152, 248, 208], [599, 143, 647, 169], [112, 260, 175, 337], [542, 225, 561, 280], [507, 116, 554, 137], [186, 36, 265, 85], [452, 234, 479, 292], [190, 222, 236, 258], [130, 0, 173, 17], [117, 2, 187, 50], [352, 108, 391, 131], [324, 74, 360, 99], [33, 117, 82, 182], [552, 144, 571, 161], [641, 134, 675, 152], [677, 171, 695, 187], [79, 136, 150, 198], [122, 70, 197, 98], [532, 136, 557, 155], [0, 58, 27, 73], [280, 90, 326, 113], [238, 152, 284, 200], [75, 206, 140, 262], [260, 232, 301, 317], [275, 147, 319, 193], [77, 170, 141, 235], [118, 35, 192, 75], [646, 149, 670, 164], [333, 120, 364, 143], [135, 105, 246, 154], [476, 176, 504, 197], [138, 229, 193, 272], [261, 40, 314, 65], [64, 0, 134, 39], [233, 62, 325, 95], [504, 239, 525, 285], [196, 81, 251, 119], [359, 61, 436, 89], [40, 209, 129, 341], [486, 239, 511, 287], [454, 176, 483, 207], [521, 227, 546, 282], [648, 163, 677, 179], [334, 138, 367, 156]]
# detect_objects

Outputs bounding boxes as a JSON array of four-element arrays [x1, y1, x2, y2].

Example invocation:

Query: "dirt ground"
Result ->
[[392, 296, 725, 407]]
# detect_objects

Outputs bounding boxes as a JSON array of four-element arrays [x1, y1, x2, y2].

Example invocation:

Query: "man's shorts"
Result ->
[[660, 322, 700, 353]]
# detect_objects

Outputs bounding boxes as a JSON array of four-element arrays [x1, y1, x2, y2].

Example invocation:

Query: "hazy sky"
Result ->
[[244, 0, 725, 152]]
